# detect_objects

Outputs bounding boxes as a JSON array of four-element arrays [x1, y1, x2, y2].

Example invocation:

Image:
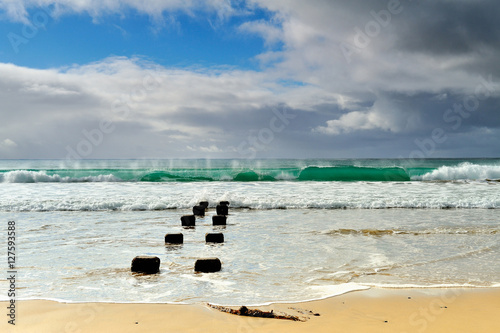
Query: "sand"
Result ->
[[2, 288, 499, 332]]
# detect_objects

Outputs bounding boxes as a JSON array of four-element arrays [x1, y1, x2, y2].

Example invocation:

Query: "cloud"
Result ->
[[0, 0, 237, 24], [0, 139, 18, 150], [394, 1, 500, 56], [239, 19, 283, 46], [21, 83, 80, 96], [187, 145, 225, 153], [1, 0, 500, 158], [315, 97, 420, 135], [0, 57, 342, 158], [316, 111, 384, 135]]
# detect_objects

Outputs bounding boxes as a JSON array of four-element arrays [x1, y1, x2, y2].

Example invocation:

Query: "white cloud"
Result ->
[[239, 19, 283, 46], [187, 145, 224, 153], [3, 1, 498, 97], [0, 139, 18, 151], [315, 98, 420, 135], [0, 0, 29, 23], [0, 0, 236, 24], [1, 1, 499, 157], [0, 57, 342, 158], [21, 83, 80, 96]]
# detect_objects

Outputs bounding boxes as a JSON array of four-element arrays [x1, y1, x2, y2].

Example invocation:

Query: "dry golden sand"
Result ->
[[2, 288, 499, 333]]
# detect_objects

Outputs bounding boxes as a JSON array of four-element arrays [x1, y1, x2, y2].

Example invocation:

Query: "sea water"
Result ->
[[0, 158, 499, 305]]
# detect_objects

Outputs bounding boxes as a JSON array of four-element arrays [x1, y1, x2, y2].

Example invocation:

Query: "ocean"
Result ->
[[1, 158, 499, 305]]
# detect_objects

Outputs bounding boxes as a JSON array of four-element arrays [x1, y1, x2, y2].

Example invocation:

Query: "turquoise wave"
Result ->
[[0, 166, 423, 182], [0, 159, 498, 183], [297, 166, 411, 181]]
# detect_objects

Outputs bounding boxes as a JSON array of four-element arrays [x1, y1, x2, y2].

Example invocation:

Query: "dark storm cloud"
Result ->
[[396, 1, 500, 56]]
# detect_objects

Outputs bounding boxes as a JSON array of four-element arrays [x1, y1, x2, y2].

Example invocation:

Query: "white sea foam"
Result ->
[[413, 163, 500, 181], [0, 180, 499, 211], [0, 170, 122, 183], [208, 283, 371, 306], [2, 206, 499, 304]]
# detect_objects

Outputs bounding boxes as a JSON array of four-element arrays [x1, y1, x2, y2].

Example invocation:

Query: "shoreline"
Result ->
[[2, 287, 499, 332], [6, 283, 499, 306]]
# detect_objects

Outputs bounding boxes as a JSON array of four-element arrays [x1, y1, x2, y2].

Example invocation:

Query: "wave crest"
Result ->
[[0, 170, 121, 183], [413, 163, 500, 181]]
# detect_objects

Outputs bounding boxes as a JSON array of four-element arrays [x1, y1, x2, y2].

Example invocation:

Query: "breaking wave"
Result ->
[[0, 170, 121, 183], [413, 163, 500, 181], [1, 161, 499, 183]]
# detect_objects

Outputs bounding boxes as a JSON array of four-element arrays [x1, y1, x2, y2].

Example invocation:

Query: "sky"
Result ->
[[0, 0, 499, 159]]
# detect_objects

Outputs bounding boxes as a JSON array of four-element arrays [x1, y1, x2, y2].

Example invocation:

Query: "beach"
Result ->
[[1, 158, 499, 331], [3, 0, 500, 330], [2, 288, 500, 332]]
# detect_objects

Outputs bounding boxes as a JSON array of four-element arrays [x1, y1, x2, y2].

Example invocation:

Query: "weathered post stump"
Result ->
[[206, 233, 224, 243], [181, 215, 196, 227], [131, 256, 160, 274], [194, 258, 222, 273], [212, 215, 227, 226], [165, 233, 183, 244], [216, 204, 229, 216], [193, 205, 205, 217]]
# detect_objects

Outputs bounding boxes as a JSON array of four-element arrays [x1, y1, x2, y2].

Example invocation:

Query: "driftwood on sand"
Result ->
[[207, 304, 310, 321]]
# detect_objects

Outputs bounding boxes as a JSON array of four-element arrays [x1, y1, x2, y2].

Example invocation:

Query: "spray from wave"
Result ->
[[413, 163, 500, 181], [0, 170, 122, 183]]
